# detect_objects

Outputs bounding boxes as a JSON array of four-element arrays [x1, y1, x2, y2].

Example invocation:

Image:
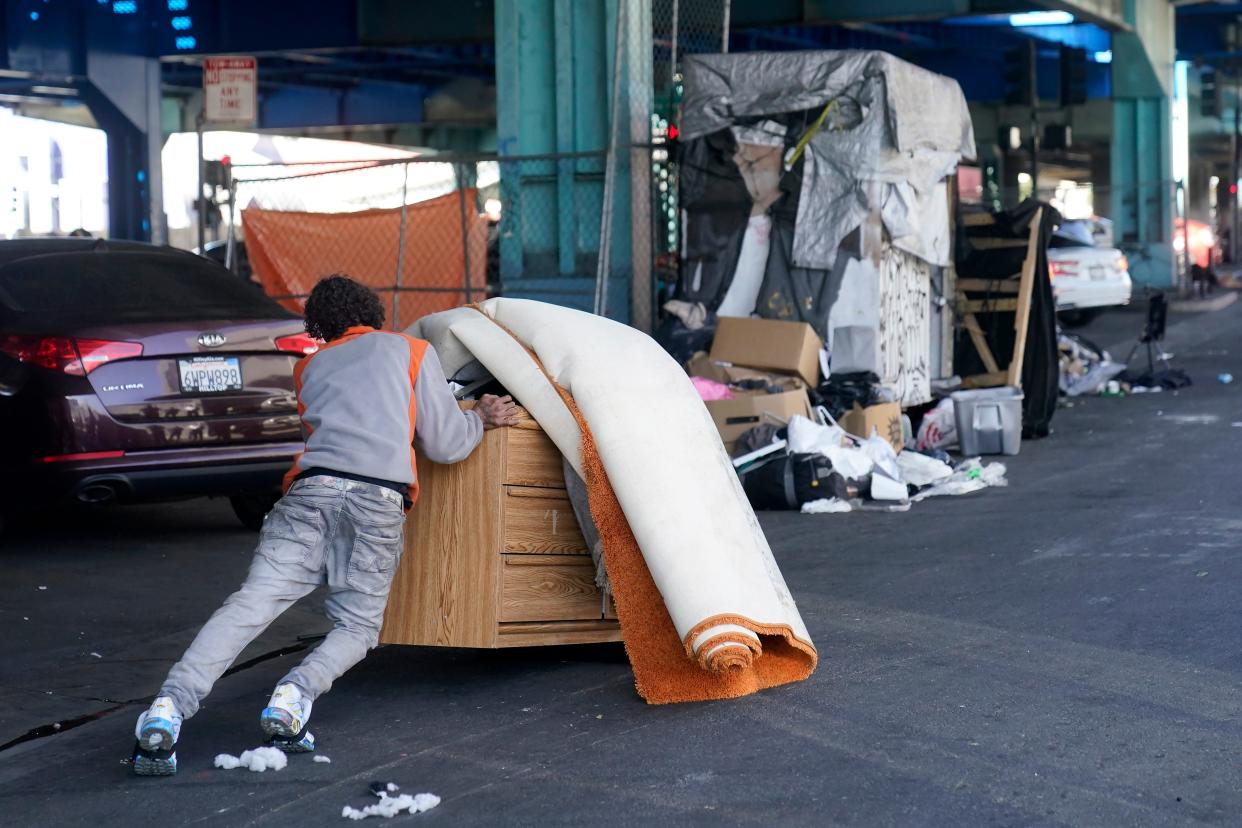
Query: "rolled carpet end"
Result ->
[[698, 636, 761, 672]]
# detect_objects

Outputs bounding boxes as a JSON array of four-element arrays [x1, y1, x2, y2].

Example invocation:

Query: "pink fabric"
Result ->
[[691, 376, 735, 401]]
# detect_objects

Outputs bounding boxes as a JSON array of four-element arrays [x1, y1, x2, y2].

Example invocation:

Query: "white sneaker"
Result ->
[[132, 696, 182, 776], [260, 683, 313, 739]]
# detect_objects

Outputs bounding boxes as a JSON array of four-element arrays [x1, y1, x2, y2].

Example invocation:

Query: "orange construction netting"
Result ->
[[242, 189, 488, 329]]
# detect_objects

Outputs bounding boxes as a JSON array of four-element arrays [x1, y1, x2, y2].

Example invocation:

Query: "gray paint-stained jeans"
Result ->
[[160, 476, 405, 718]]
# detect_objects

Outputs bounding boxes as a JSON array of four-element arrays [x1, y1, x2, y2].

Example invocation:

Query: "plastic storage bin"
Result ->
[[950, 387, 1024, 456]]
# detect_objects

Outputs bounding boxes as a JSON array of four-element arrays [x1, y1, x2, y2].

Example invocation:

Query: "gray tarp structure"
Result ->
[[680, 52, 978, 278]]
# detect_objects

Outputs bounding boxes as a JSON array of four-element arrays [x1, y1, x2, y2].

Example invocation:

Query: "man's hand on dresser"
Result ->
[[477, 394, 520, 430]]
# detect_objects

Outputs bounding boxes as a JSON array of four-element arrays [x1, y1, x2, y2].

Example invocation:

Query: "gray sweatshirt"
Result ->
[[283, 325, 483, 501]]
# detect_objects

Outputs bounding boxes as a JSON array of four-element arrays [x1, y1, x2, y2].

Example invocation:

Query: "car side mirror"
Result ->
[[0, 353, 29, 397]]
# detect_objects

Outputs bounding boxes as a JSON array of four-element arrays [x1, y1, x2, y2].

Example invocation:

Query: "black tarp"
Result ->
[[953, 199, 1061, 438], [678, 130, 751, 310]]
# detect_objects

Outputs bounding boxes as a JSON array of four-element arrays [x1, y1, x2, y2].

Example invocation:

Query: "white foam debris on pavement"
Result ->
[[313, 755, 332, 764], [341, 791, 440, 821], [214, 747, 289, 772], [386, 783, 399, 793], [801, 498, 852, 514]]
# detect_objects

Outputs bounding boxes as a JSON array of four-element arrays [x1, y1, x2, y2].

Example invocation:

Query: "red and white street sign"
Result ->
[[203, 56, 257, 125]]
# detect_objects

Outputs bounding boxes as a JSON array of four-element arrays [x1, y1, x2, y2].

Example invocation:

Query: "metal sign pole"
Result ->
[[196, 109, 206, 254], [594, 0, 627, 317], [393, 162, 410, 330], [456, 163, 475, 304]]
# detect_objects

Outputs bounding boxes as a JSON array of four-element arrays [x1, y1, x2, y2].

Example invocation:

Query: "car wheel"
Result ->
[[229, 492, 280, 531], [1057, 308, 1099, 328]]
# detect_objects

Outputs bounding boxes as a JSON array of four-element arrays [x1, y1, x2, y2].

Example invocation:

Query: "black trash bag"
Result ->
[[1119, 367, 1192, 389], [732, 423, 785, 458], [655, 313, 717, 366], [678, 130, 752, 310], [741, 452, 853, 510], [811, 371, 881, 418]]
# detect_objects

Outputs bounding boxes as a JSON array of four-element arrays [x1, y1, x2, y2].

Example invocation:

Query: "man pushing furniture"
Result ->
[[130, 275, 518, 775]]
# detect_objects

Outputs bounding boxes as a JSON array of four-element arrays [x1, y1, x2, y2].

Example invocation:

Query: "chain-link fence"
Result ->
[[223, 156, 498, 331], [221, 149, 658, 330]]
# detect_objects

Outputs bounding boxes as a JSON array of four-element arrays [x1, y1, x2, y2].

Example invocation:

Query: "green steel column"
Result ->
[[1109, 1, 1175, 289], [495, 0, 650, 320]]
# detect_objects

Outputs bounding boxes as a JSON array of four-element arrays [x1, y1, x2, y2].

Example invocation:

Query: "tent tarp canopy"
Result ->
[[680, 50, 976, 274]]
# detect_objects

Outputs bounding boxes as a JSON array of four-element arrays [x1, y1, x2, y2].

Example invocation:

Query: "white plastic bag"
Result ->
[[916, 397, 957, 451], [787, 415, 874, 480], [895, 451, 954, 488]]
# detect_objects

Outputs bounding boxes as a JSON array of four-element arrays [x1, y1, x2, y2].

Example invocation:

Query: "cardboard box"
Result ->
[[705, 387, 812, 453], [687, 352, 807, 392], [709, 317, 823, 387], [839, 401, 903, 453]]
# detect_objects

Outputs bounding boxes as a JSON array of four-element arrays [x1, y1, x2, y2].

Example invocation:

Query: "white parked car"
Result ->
[[1048, 219, 1132, 327]]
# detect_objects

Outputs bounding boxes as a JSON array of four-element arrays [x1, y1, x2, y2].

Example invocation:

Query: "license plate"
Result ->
[[178, 356, 242, 394], [1090, 265, 1107, 280]]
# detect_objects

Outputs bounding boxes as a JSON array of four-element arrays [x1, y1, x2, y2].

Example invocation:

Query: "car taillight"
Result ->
[[74, 339, 144, 375], [0, 335, 141, 375], [1117, 254, 1129, 273], [275, 333, 320, 356], [1049, 261, 1077, 279]]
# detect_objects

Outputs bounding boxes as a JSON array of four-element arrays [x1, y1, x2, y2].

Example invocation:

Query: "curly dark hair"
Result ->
[[303, 274, 385, 341]]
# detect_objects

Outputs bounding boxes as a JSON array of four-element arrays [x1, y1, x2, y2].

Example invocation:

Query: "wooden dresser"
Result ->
[[379, 406, 622, 648]]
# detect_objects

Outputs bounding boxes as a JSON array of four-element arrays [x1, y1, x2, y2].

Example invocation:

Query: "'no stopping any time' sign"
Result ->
[[203, 56, 257, 125]]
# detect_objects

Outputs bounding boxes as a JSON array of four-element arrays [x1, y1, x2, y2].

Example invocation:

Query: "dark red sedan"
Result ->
[[0, 238, 318, 534]]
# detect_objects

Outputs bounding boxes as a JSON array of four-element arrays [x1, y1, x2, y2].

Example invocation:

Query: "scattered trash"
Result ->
[[1232, 422, 1242, 428], [37, 586, 47, 591], [690, 376, 734, 402], [896, 451, 954, 488], [314, 755, 332, 764], [342, 785, 440, 821], [801, 498, 852, 515], [1218, 373, 1233, 384], [89, 652, 102, 659], [214, 747, 289, 772], [1059, 332, 1125, 397], [911, 459, 1008, 502]]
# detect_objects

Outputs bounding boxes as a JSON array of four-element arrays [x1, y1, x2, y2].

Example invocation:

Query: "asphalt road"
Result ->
[[1, 301, 1240, 826]]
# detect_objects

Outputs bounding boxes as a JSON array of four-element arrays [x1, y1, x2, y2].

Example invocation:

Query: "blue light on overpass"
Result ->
[[1010, 11, 1074, 27], [175, 36, 197, 49], [112, 1, 137, 13], [172, 15, 192, 30], [1093, 50, 1112, 64], [168, 0, 188, 8], [30, 11, 39, 20]]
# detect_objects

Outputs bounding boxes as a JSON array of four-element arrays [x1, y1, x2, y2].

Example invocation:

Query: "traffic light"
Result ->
[[204, 157, 232, 190], [1004, 43, 1035, 107], [1059, 45, 1088, 107], [1201, 68, 1220, 119]]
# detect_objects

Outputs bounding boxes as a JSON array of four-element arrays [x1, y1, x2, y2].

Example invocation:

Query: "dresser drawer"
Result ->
[[504, 486, 588, 554], [499, 554, 603, 622], [504, 426, 566, 488]]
